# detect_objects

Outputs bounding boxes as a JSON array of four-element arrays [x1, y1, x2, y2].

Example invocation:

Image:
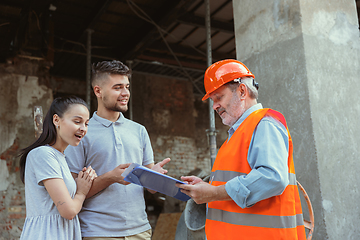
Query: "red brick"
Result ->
[[0, 138, 19, 160], [8, 213, 26, 219]]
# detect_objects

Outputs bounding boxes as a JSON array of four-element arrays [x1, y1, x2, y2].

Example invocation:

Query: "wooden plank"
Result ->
[[152, 212, 183, 240]]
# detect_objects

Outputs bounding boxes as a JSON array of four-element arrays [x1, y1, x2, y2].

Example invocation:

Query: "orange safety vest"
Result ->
[[205, 108, 306, 240]]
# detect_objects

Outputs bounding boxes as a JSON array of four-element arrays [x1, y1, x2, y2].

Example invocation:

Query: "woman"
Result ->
[[19, 96, 96, 240]]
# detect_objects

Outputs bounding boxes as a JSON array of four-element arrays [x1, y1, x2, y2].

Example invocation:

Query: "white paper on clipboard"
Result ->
[[121, 163, 190, 201]]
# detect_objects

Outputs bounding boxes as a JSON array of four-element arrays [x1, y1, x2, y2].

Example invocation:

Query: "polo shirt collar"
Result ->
[[92, 111, 126, 127], [228, 103, 263, 140]]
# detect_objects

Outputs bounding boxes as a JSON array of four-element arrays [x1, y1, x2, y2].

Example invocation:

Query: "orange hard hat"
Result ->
[[202, 59, 255, 101]]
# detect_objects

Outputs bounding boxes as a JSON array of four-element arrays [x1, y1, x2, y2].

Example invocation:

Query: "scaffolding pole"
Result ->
[[86, 29, 94, 109], [126, 60, 133, 120], [205, 0, 217, 167]]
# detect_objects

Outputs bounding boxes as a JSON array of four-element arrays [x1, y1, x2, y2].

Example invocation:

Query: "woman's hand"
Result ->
[[76, 166, 95, 196], [83, 166, 97, 180]]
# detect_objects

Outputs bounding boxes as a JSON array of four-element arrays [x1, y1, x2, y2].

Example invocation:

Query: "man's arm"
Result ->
[[225, 117, 289, 208], [178, 117, 289, 207], [71, 163, 131, 198], [177, 176, 232, 204]]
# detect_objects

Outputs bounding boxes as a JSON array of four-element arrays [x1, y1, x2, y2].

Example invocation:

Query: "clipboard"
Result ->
[[121, 163, 190, 201]]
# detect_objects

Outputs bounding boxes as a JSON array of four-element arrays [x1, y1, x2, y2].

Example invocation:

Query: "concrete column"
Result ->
[[232, 0, 360, 239]]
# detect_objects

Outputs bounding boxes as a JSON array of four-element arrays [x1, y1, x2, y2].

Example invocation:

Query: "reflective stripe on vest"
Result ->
[[207, 209, 304, 228]]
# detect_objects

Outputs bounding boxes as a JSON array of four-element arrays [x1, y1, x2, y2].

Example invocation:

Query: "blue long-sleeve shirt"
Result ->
[[224, 103, 290, 208]]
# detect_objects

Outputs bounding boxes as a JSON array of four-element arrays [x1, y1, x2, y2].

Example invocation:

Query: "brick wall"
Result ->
[[152, 135, 212, 179], [0, 139, 25, 239], [0, 61, 53, 239]]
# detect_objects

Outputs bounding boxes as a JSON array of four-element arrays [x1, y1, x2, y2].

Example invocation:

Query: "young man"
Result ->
[[65, 60, 169, 239], [177, 59, 306, 240]]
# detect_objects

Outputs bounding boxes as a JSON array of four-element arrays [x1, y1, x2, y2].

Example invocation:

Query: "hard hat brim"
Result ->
[[202, 92, 210, 101]]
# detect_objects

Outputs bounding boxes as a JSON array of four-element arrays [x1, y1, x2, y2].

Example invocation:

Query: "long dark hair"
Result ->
[[19, 96, 88, 184]]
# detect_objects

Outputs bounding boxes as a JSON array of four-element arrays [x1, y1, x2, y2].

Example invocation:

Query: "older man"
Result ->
[[177, 59, 306, 240]]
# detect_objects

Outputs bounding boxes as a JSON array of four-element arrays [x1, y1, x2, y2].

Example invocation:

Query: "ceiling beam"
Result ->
[[74, 0, 113, 42], [0, 0, 45, 11], [56, 0, 93, 11], [213, 36, 235, 51], [137, 53, 207, 70], [133, 59, 205, 73], [122, 0, 195, 61], [148, 41, 205, 58], [176, 26, 199, 44], [177, 13, 234, 34], [112, 0, 157, 12], [63, 0, 113, 66], [211, 0, 233, 16], [146, 41, 230, 61]]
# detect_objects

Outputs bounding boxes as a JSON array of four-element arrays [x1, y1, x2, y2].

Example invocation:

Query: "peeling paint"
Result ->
[[329, 12, 360, 49], [1, 71, 52, 239], [305, 10, 360, 49], [306, 10, 335, 36], [233, 0, 301, 61], [273, 0, 290, 29], [322, 199, 333, 213], [16, 75, 51, 119], [0, 160, 10, 191], [0, 123, 17, 157], [152, 109, 171, 129]]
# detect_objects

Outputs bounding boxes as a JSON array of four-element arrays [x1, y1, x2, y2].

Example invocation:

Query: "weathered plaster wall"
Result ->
[[233, 0, 302, 61], [0, 61, 53, 239], [300, 0, 360, 239], [233, 0, 360, 239]]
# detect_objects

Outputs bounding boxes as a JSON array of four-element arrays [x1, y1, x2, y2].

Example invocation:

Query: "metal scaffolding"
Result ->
[[86, 28, 94, 109], [205, 0, 217, 167]]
